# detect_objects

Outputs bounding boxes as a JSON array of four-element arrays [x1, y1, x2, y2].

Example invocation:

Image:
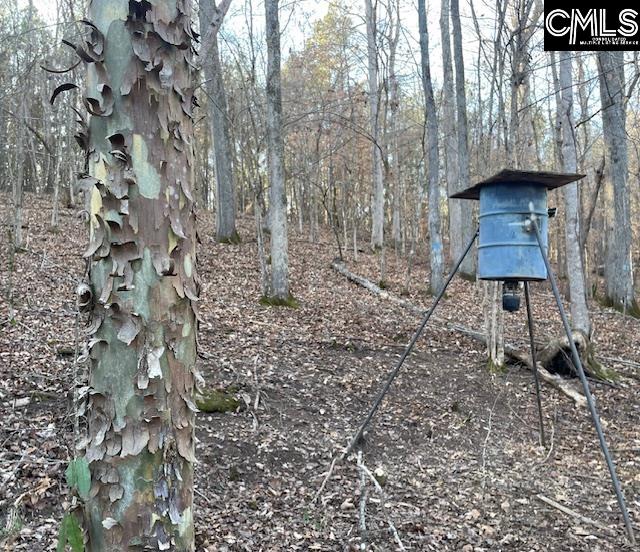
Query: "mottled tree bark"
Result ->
[[200, 0, 239, 243], [78, 1, 198, 549], [559, 52, 590, 336], [265, 0, 290, 301], [450, 0, 475, 277], [597, 51, 637, 313], [365, 0, 384, 250], [417, 0, 444, 294]]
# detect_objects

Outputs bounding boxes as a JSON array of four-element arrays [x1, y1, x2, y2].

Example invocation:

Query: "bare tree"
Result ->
[[388, 0, 402, 250], [200, 0, 239, 243], [265, 0, 291, 302], [440, 0, 459, 258], [12, 0, 34, 249], [365, 0, 385, 250], [559, 51, 590, 335], [417, 0, 444, 294], [597, 51, 637, 314], [450, 0, 475, 277], [13, 96, 26, 249]]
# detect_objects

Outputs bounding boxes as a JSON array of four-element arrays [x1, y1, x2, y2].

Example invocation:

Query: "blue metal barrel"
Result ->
[[478, 183, 548, 281]]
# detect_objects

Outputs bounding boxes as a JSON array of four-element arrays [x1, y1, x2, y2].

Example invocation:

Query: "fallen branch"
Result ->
[[332, 260, 423, 315], [312, 456, 337, 505], [358, 456, 406, 551], [536, 494, 616, 536], [331, 260, 586, 407]]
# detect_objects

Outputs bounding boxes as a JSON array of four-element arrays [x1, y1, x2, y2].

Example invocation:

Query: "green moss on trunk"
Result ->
[[597, 295, 640, 319], [486, 357, 506, 374], [259, 294, 299, 308]]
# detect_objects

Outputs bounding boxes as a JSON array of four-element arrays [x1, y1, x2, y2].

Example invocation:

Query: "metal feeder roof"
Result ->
[[449, 169, 586, 200]]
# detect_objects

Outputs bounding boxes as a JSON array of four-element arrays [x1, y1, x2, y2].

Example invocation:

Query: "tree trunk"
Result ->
[[365, 0, 384, 250], [265, 0, 290, 301], [418, 0, 444, 294], [50, 155, 61, 228], [440, 0, 459, 260], [481, 280, 504, 370], [597, 51, 637, 314], [508, 0, 538, 168], [66, 102, 76, 208], [450, 0, 475, 277], [13, 97, 26, 249], [200, 0, 239, 243], [80, 1, 198, 548], [388, 0, 401, 250], [559, 51, 591, 336]]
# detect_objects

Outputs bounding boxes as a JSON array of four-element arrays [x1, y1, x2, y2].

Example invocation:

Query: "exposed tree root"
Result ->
[[537, 331, 618, 382]]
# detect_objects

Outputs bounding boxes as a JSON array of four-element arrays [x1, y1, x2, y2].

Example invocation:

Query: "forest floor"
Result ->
[[1, 195, 639, 551]]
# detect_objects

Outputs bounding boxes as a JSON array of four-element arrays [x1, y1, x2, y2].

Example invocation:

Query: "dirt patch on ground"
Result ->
[[1, 195, 639, 550]]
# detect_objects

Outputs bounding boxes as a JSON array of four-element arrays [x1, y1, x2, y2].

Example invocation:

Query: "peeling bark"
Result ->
[[74, 1, 199, 549]]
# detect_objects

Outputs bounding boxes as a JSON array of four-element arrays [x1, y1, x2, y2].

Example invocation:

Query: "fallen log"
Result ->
[[331, 260, 586, 406], [331, 260, 423, 315]]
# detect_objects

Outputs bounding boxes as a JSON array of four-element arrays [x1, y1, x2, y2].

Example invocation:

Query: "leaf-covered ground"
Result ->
[[1, 195, 639, 551]]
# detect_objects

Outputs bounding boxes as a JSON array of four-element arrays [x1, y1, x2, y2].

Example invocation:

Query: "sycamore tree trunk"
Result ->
[[265, 0, 290, 301], [200, 0, 239, 243], [417, 0, 444, 294], [559, 51, 591, 336], [76, 1, 198, 548], [597, 51, 637, 314], [365, 0, 384, 250]]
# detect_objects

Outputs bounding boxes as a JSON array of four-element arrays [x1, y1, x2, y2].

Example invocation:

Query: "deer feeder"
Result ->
[[450, 169, 585, 282], [348, 168, 636, 544]]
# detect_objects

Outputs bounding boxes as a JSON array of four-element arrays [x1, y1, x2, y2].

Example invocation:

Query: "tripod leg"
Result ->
[[523, 282, 545, 447], [342, 227, 479, 459], [530, 217, 635, 545]]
